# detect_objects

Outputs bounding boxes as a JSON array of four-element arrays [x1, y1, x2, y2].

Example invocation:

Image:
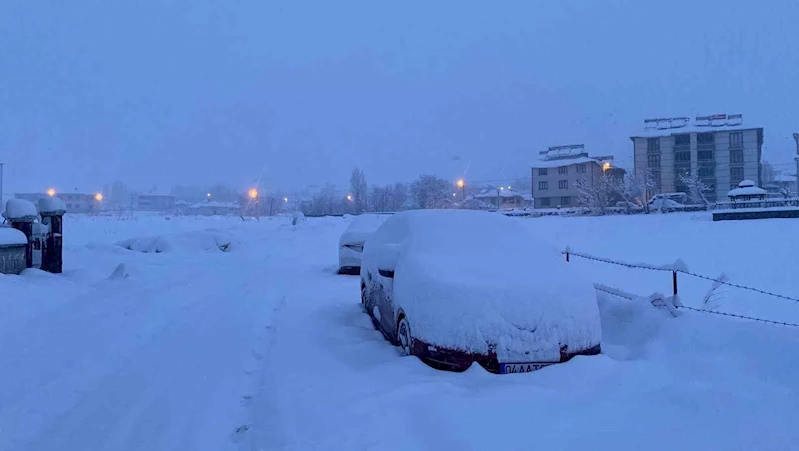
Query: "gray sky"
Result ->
[[2, 0, 798, 194]]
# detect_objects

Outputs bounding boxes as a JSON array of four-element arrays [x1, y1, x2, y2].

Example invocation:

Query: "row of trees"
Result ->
[[300, 169, 462, 215], [575, 169, 712, 214]]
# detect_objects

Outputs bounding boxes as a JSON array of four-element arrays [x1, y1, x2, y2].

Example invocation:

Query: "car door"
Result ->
[[375, 267, 397, 340]]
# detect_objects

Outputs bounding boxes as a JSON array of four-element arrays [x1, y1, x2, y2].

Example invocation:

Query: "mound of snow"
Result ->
[[291, 211, 306, 226], [364, 210, 601, 362], [0, 227, 28, 246], [38, 197, 67, 215], [4, 199, 38, 221], [117, 230, 233, 254]]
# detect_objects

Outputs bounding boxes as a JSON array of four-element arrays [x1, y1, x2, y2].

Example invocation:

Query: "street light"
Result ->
[[347, 194, 353, 201], [207, 192, 212, 198], [47, 188, 56, 197], [94, 193, 103, 202], [456, 178, 466, 200], [602, 162, 612, 171], [284, 197, 288, 203], [248, 188, 258, 199]]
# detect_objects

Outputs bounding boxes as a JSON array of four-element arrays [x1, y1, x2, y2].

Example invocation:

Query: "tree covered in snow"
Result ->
[[349, 168, 368, 213], [389, 183, 408, 211], [781, 186, 792, 199], [575, 174, 616, 215], [617, 169, 658, 214], [302, 184, 345, 216], [678, 173, 712, 206], [411, 175, 452, 209]]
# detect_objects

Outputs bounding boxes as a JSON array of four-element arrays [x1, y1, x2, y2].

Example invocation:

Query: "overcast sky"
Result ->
[[2, 0, 798, 194]]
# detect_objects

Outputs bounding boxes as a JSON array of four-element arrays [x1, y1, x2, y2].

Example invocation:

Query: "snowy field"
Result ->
[[1, 212, 798, 450]]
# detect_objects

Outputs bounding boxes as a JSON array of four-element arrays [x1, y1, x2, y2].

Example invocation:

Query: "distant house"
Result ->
[[133, 194, 176, 211], [767, 174, 797, 195], [15, 192, 97, 213], [185, 200, 241, 216], [473, 188, 529, 210], [531, 145, 617, 209]]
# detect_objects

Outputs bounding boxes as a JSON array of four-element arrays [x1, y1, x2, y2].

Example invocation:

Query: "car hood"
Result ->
[[393, 250, 602, 363]]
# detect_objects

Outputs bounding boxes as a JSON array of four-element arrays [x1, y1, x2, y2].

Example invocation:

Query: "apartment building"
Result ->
[[531, 145, 615, 208], [630, 114, 763, 202]]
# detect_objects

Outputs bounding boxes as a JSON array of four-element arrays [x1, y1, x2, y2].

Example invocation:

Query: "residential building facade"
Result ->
[[15, 192, 96, 213], [531, 145, 614, 208], [133, 194, 176, 211], [630, 114, 763, 202]]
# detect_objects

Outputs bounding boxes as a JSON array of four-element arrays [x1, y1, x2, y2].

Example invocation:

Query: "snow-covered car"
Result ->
[[648, 193, 687, 210], [360, 209, 602, 374], [338, 214, 388, 275]]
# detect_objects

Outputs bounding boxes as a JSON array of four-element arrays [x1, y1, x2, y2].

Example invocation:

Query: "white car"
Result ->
[[338, 215, 388, 275], [360, 209, 602, 374]]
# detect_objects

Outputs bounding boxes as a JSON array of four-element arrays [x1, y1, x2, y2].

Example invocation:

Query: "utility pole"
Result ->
[[794, 133, 799, 195], [0, 163, 5, 214]]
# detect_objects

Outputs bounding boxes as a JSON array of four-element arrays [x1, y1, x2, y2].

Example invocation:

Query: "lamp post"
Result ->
[[456, 179, 466, 200], [0, 163, 4, 213], [793, 133, 799, 195], [249, 188, 259, 220]]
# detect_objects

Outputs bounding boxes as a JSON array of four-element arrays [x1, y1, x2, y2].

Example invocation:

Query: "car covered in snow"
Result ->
[[360, 209, 601, 374], [338, 214, 389, 275]]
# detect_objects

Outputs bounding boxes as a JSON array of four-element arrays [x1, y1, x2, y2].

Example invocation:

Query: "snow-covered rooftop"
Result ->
[[188, 201, 240, 209], [773, 174, 797, 183], [532, 156, 601, 169], [473, 188, 526, 199], [728, 185, 768, 198]]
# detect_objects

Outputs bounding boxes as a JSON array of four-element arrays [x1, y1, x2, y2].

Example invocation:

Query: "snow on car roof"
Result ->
[[340, 214, 390, 244]]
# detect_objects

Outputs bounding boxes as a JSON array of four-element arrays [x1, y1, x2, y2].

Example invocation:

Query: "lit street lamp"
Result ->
[[456, 179, 466, 200], [94, 193, 103, 202], [347, 194, 353, 201], [207, 192, 212, 198], [249, 188, 260, 220], [284, 197, 289, 203], [47, 188, 56, 197]]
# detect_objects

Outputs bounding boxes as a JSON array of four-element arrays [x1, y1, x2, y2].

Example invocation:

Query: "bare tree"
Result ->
[[389, 183, 408, 211], [575, 174, 616, 215], [678, 173, 712, 206], [617, 169, 658, 214], [349, 168, 368, 213], [411, 175, 452, 209]]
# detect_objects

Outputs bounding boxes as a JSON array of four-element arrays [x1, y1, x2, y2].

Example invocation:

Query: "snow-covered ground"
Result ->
[[1, 212, 798, 450]]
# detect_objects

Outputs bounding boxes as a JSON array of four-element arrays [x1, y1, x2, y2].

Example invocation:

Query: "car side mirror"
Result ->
[[378, 269, 395, 279]]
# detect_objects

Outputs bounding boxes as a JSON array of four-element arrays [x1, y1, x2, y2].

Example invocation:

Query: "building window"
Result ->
[[698, 150, 714, 161], [698, 166, 715, 177], [538, 168, 548, 176], [558, 180, 568, 190], [647, 138, 660, 153], [730, 167, 744, 185], [674, 134, 690, 147], [647, 154, 661, 168], [652, 171, 662, 189], [674, 151, 691, 163], [576, 164, 586, 174], [538, 181, 548, 191], [730, 132, 743, 149], [730, 149, 744, 164], [561, 196, 570, 207], [697, 132, 715, 150], [558, 166, 568, 175], [541, 197, 550, 207]]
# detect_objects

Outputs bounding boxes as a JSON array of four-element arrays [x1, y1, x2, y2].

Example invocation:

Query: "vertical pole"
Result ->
[[672, 271, 678, 296], [0, 163, 5, 214], [566, 252, 570, 263], [793, 133, 799, 196]]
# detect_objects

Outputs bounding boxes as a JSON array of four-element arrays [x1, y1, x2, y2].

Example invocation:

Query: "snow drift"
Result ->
[[117, 229, 233, 254]]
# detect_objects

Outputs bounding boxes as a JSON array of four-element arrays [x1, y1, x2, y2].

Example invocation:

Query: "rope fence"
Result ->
[[568, 248, 799, 328]]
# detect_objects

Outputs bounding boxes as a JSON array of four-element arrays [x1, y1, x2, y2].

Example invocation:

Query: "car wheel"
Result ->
[[361, 283, 367, 306], [397, 316, 413, 356]]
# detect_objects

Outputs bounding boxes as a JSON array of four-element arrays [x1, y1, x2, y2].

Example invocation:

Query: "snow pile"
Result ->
[[4, 199, 38, 220], [290, 211, 306, 226], [38, 197, 67, 215], [118, 229, 234, 253], [0, 227, 28, 246], [339, 214, 388, 245], [364, 210, 601, 362]]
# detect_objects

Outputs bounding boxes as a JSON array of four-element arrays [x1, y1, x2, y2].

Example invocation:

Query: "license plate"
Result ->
[[500, 362, 554, 374]]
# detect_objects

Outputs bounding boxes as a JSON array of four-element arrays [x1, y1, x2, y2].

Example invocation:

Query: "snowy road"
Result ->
[[2, 213, 799, 450]]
